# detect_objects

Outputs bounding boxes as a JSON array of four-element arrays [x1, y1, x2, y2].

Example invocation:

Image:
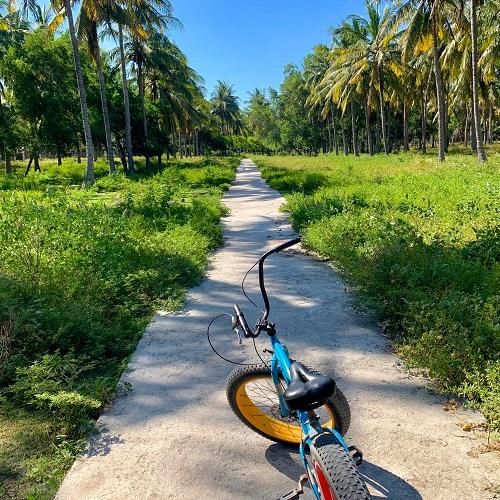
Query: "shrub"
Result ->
[[256, 152, 500, 431], [0, 156, 237, 497]]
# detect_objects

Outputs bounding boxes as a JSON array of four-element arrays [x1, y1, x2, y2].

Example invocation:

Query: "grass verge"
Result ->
[[0, 155, 239, 499], [254, 149, 500, 434]]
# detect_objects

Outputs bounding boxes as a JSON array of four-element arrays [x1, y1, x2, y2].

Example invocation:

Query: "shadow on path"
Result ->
[[265, 443, 423, 500]]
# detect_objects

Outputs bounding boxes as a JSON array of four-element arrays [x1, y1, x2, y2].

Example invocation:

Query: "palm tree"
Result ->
[[62, 0, 95, 183], [470, 0, 487, 161], [127, 34, 150, 168], [114, 0, 178, 174], [75, 1, 124, 174], [304, 45, 340, 154], [394, 0, 462, 161], [211, 80, 242, 134], [144, 33, 203, 161], [322, 2, 401, 155], [13, 0, 96, 182], [117, 18, 134, 174]]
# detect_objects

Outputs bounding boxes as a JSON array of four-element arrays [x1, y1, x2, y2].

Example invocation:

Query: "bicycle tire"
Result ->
[[308, 433, 370, 500], [226, 364, 351, 445]]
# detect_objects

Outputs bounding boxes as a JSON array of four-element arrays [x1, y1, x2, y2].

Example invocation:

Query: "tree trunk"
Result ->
[[470, 0, 487, 162], [331, 108, 339, 155], [57, 146, 62, 165], [403, 99, 409, 152], [421, 88, 427, 153], [94, 34, 115, 174], [487, 105, 493, 143], [327, 116, 332, 153], [64, 0, 95, 184], [365, 101, 372, 155], [470, 112, 478, 152], [5, 149, 11, 175], [432, 13, 446, 162], [118, 23, 134, 175], [34, 154, 41, 172], [117, 141, 128, 173], [378, 67, 388, 154], [464, 107, 469, 146], [157, 152, 161, 170], [341, 121, 348, 155], [138, 59, 150, 170], [350, 101, 359, 156], [24, 157, 33, 177], [443, 90, 449, 152], [387, 107, 392, 152]]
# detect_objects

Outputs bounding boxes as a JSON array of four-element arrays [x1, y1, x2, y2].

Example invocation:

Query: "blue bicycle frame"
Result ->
[[270, 335, 349, 500]]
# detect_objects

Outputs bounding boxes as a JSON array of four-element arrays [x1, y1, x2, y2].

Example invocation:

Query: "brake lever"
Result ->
[[231, 316, 243, 344]]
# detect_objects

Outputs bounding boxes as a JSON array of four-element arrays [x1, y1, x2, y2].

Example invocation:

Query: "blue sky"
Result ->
[[168, 0, 367, 104], [42, 0, 367, 104]]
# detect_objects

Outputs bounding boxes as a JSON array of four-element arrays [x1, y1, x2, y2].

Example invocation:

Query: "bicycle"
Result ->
[[224, 237, 370, 500]]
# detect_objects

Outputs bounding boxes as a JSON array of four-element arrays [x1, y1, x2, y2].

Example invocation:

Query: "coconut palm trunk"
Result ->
[[365, 96, 373, 155], [331, 107, 339, 155], [341, 120, 348, 155], [421, 88, 427, 153], [137, 60, 150, 170], [431, 12, 446, 162], [464, 107, 468, 146], [350, 101, 359, 156], [93, 33, 115, 174], [118, 23, 134, 175], [403, 99, 409, 152], [470, 0, 487, 162], [487, 105, 492, 144], [378, 68, 388, 154], [64, 0, 94, 184]]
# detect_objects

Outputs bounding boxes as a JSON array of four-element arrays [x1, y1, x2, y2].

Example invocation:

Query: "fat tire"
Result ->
[[309, 433, 370, 499], [226, 364, 351, 443]]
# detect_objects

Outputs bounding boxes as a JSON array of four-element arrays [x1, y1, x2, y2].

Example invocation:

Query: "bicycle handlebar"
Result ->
[[234, 237, 301, 338]]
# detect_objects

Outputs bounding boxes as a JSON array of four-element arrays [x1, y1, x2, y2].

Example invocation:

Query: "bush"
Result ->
[[0, 156, 237, 498], [256, 152, 500, 431]]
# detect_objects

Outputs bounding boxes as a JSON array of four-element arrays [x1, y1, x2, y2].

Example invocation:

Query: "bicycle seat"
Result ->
[[284, 362, 336, 411]]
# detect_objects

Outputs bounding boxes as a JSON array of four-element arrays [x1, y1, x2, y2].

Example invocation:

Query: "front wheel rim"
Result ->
[[234, 375, 334, 444], [314, 461, 337, 500]]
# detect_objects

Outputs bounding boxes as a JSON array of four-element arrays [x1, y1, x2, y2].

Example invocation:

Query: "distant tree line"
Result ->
[[0, 1, 270, 182], [245, 0, 499, 162]]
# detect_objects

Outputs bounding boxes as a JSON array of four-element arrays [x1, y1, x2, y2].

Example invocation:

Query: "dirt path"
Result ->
[[57, 160, 498, 500]]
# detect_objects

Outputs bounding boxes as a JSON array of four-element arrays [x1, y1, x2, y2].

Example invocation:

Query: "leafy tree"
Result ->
[[246, 88, 279, 146], [1, 29, 80, 172]]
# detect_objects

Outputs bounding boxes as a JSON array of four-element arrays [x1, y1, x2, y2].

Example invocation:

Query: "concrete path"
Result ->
[[57, 160, 498, 500]]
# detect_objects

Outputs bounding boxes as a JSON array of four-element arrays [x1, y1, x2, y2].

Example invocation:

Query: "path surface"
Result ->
[[57, 160, 498, 500]]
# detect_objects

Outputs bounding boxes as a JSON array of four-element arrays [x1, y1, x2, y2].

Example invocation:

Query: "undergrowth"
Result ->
[[255, 150, 500, 433], [0, 156, 238, 499]]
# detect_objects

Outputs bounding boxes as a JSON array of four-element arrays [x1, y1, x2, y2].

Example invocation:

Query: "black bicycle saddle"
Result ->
[[284, 362, 336, 411]]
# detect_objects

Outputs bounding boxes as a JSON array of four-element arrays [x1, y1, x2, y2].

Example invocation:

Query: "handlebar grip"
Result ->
[[233, 305, 253, 338]]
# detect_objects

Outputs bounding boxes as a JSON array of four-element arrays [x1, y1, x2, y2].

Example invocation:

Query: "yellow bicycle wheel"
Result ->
[[226, 364, 350, 445]]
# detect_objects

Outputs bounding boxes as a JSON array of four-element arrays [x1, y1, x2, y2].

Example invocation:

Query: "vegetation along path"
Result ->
[[57, 160, 498, 500]]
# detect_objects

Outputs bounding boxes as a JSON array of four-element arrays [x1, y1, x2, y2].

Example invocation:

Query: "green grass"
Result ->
[[254, 148, 500, 433], [0, 155, 239, 499]]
